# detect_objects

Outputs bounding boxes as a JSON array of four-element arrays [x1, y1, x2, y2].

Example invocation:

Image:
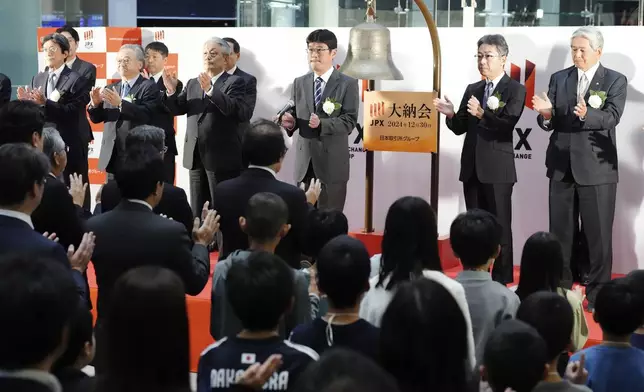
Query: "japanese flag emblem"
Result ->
[[241, 353, 256, 364]]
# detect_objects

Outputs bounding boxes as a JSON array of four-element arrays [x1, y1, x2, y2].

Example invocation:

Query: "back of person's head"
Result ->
[[242, 119, 287, 167], [625, 270, 644, 326], [115, 143, 164, 201], [241, 192, 290, 243], [125, 125, 166, 153], [0, 100, 45, 148], [595, 278, 643, 337], [0, 143, 49, 209], [52, 302, 94, 372], [380, 279, 470, 392], [516, 292, 574, 362], [483, 319, 548, 392], [317, 235, 371, 309], [378, 196, 441, 291], [226, 251, 294, 331], [516, 232, 564, 301], [450, 209, 502, 269], [104, 266, 190, 391], [305, 209, 349, 258], [295, 348, 400, 392], [0, 255, 78, 370]]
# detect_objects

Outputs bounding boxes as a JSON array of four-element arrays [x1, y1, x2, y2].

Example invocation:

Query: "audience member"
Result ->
[[483, 319, 548, 392], [211, 192, 310, 340], [0, 255, 79, 392], [198, 251, 318, 392], [0, 73, 10, 109], [517, 292, 591, 391], [569, 279, 644, 392], [624, 269, 644, 350], [0, 100, 45, 149], [290, 235, 379, 361], [380, 279, 475, 392], [451, 209, 520, 364], [97, 266, 191, 392]]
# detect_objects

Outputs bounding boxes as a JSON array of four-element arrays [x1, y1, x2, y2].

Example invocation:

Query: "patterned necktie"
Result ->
[[314, 77, 323, 107], [578, 73, 589, 102], [482, 81, 493, 109], [47, 73, 57, 98], [121, 82, 131, 99]]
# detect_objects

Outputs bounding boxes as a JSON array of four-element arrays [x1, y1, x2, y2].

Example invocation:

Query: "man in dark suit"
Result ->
[[144, 41, 182, 184], [0, 73, 11, 109], [279, 29, 359, 211], [213, 119, 320, 269], [88, 44, 160, 175], [533, 26, 627, 308], [434, 34, 526, 284], [164, 37, 246, 217], [223, 37, 257, 134], [97, 125, 193, 233]]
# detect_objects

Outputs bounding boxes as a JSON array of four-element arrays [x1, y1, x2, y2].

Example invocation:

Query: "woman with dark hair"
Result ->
[[360, 196, 475, 369], [96, 266, 191, 392], [380, 279, 475, 392]]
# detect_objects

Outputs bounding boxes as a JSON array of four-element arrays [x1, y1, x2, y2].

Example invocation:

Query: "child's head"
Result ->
[[483, 319, 548, 392], [450, 209, 502, 269], [52, 303, 95, 372], [594, 278, 642, 338], [516, 291, 574, 362], [316, 235, 371, 310], [304, 209, 349, 259], [227, 251, 294, 332], [624, 270, 644, 328], [240, 192, 290, 246]]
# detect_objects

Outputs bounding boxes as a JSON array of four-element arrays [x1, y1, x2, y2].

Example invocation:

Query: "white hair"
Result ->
[[571, 27, 604, 51], [42, 127, 65, 163], [203, 37, 231, 56], [119, 44, 145, 63]]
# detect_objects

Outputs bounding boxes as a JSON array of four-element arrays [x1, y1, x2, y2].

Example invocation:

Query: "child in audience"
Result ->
[[517, 292, 591, 391], [624, 269, 644, 350], [569, 279, 644, 392], [198, 251, 318, 392], [289, 235, 379, 361], [451, 209, 520, 364], [211, 192, 310, 340]]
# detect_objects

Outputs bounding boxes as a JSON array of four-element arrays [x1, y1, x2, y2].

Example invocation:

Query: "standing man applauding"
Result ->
[[223, 37, 257, 136]]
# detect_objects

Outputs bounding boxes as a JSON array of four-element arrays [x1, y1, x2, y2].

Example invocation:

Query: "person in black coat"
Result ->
[[0, 73, 11, 109], [434, 34, 526, 284], [223, 37, 257, 133]]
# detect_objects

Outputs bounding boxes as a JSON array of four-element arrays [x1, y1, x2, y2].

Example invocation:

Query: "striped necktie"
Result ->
[[482, 81, 493, 109], [314, 77, 323, 107], [47, 73, 57, 98], [121, 82, 131, 99]]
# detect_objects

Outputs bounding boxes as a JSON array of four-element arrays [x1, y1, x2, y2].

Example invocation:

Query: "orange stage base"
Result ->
[[86, 232, 605, 373]]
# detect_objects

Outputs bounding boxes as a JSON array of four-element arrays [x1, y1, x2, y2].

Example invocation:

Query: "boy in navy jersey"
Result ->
[[198, 251, 318, 392]]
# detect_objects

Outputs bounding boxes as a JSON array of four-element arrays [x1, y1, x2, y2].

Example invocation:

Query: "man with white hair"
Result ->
[[532, 26, 627, 310], [164, 36, 245, 218], [88, 44, 160, 176]]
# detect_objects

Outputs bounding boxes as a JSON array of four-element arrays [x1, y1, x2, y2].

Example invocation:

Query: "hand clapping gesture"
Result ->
[[192, 201, 221, 246], [532, 92, 553, 118], [300, 178, 322, 205], [68, 232, 96, 273], [163, 67, 180, 95], [433, 95, 455, 118], [68, 173, 87, 207]]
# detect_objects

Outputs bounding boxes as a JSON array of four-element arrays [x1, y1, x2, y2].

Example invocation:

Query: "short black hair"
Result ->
[[0, 254, 79, 370], [145, 41, 169, 57], [304, 209, 349, 258], [125, 125, 165, 153], [115, 144, 164, 200], [55, 25, 80, 42], [624, 270, 644, 324], [222, 37, 240, 54], [226, 251, 294, 331], [42, 33, 71, 57], [306, 29, 338, 51], [243, 192, 289, 242], [484, 319, 548, 392], [52, 302, 93, 371], [516, 292, 574, 361], [317, 235, 371, 309], [477, 34, 509, 57], [0, 143, 49, 207], [515, 231, 564, 301], [595, 278, 643, 336], [450, 209, 502, 268], [0, 100, 45, 146], [242, 119, 287, 167]]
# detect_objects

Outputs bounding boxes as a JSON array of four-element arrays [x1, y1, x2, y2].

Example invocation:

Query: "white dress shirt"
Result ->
[[126, 199, 153, 211], [313, 66, 334, 96], [0, 209, 34, 228], [577, 61, 600, 96], [152, 71, 164, 84], [227, 65, 237, 75], [247, 164, 276, 177], [47, 64, 66, 97], [485, 72, 505, 93], [66, 56, 77, 69], [205, 70, 226, 97]]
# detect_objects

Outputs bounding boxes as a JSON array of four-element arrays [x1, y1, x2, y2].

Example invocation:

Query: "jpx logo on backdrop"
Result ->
[[510, 59, 536, 160], [154, 30, 165, 41], [84, 30, 94, 49]]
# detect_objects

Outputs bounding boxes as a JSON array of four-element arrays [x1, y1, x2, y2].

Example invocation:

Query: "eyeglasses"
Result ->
[[306, 48, 329, 55], [475, 54, 502, 61], [116, 59, 131, 65], [42, 46, 59, 54]]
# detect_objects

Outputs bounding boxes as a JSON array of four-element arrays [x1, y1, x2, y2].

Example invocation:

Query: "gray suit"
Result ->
[[288, 68, 359, 211]]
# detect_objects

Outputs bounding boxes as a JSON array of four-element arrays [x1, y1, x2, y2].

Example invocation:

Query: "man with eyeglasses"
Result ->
[[433, 34, 526, 285], [278, 29, 359, 211]]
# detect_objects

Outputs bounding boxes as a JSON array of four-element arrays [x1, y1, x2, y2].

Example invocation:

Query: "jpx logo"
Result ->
[[370, 101, 386, 117], [510, 60, 536, 110], [154, 30, 165, 41], [83, 30, 94, 49]]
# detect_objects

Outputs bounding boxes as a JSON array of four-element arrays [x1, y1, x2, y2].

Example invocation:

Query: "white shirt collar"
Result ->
[[247, 165, 276, 177], [0, 369, 62, 392], [578, 62, 600, 83], [126, 199, 153, 211], [485, 73, 505, 91], [314, 66, 334, 84], [227, 65, 237, 75], [211, 70, 225, 85], [152, 71, 164, 84], [49, 63, 66, 81], [0, 209, 34, 229], [66, 56, 77, 68]]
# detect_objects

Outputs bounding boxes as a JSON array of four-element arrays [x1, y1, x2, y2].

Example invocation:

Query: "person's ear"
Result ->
[[493, 244, 501, 259], [239, 216, 247, 232], [543, 363, 550, 380], [480, 365, 488, 382], [280, 223, 291, 238], [592, 309, 598, 323]]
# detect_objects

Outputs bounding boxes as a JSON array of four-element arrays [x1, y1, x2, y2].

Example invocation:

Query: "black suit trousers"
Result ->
[[189, 149, 240, 218], [463, 174, 514, 284], [163, 152, 176, 184]]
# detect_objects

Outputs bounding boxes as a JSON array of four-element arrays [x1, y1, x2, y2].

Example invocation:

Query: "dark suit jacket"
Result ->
[[70, 57, 97, 144], [537, 64, 627, 185], [99, 179, 193, 233], [153, 75, 183, 156], [232, 67, 257, 125], [87, 201, 210, 317], [447, 74, 526, 184], [165, 72, 246, 173], [0, 73, 11, 108], [87, 75, 160, 172], [31, 67, 90, 176], [213, 168, 312, 268]]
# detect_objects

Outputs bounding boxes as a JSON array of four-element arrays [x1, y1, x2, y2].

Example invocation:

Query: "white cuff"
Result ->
[[206, 86, 214, 97]]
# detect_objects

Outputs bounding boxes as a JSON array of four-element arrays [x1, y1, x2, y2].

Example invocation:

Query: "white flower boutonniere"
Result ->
[[123, 94, 136, 103], [322, 97, 341, 115], [49, 89, 63, 103], [486, 92, 505, 112], [588, 90, 606, 109]]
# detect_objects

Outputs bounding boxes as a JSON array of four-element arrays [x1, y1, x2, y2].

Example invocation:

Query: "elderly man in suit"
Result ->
[[279, 29, 359, 211], [434, 34, 526, 284], [223, 37, 257, 133], [163, 37, 246, 217], [533, 26, 627, 310], [88, 44, 160, 176], [0, 73, 10, 109]]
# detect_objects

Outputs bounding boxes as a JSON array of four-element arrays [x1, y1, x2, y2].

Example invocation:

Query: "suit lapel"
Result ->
[[55, 67, 71, 93], [584, 64, 605, 101], [304, 73, 315, 114], [157, 76, 166, 92], [473, 80, 486, 104], [71, 58, 82, 73], [318, 69, 341, 111], [492, 74, 510, 99], [127, 75, 144, 97], [566, 67, 578, 107]]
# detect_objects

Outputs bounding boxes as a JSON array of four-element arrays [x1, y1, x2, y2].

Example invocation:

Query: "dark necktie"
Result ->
[[121, 82, 131, 99], [47, 73, 57, 98], [314, 77, 323, 107], [482, 81, 493, 109]]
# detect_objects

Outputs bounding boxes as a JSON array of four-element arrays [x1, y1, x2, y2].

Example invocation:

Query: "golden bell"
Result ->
[[339, 22, 404, 80]]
